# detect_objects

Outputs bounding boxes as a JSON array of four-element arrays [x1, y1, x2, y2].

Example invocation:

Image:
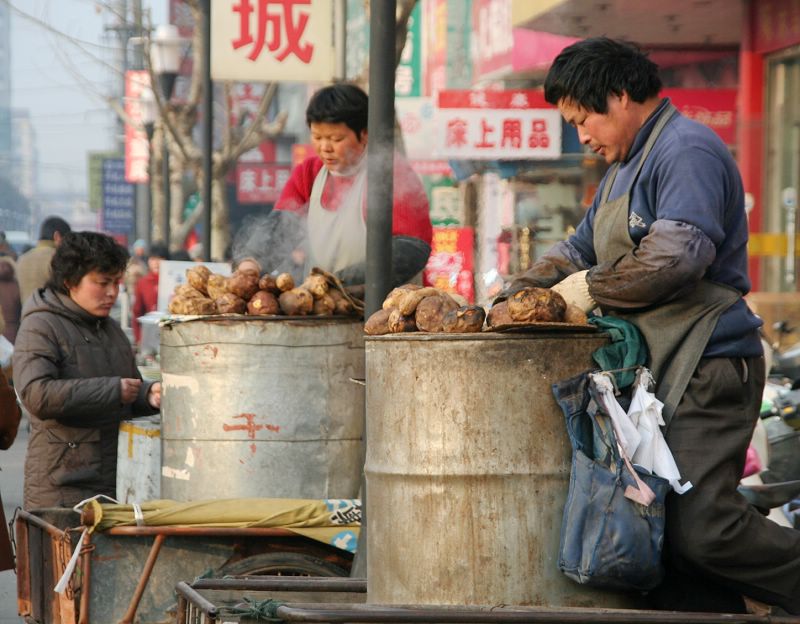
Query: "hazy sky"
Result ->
[[10, 0, 168, 196]]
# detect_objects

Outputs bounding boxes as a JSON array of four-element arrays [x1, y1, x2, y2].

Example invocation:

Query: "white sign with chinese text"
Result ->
[[211, 0, 335, 82], [435, 90, 561, 160]]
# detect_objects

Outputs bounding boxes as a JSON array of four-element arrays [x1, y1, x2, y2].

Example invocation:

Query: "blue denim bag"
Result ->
[[552, 370, 671, 592]]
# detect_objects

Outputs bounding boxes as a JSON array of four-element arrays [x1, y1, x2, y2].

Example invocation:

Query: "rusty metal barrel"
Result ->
[[160, 317, 364, 501], [365, 331, 643, 608]]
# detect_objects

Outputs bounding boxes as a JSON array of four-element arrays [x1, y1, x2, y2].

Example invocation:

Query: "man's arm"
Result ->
[[589, 220, 716, 310]]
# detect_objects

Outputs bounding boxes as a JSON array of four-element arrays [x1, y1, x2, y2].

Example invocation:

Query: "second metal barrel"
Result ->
[[365, 331, 643, 608]]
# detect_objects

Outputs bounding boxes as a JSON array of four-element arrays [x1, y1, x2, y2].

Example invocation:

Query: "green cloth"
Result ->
[[587, 316, 649, 389]]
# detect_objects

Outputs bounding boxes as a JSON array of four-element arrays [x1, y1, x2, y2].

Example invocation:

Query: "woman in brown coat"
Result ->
[[13, 232, 161, 509]]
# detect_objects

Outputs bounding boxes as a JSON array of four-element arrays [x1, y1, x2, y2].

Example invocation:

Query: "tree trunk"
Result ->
[[167, 146, 186, 252], [211, 176, 230, 260]]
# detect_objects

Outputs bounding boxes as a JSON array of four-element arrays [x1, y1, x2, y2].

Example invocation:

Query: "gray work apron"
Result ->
[[304, 164, 368, 275], [593, 104, 740, 425]]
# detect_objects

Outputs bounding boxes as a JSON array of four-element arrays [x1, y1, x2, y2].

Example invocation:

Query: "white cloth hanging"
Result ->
[[590, 369, 692, 495], [627, 369, 692, 494]]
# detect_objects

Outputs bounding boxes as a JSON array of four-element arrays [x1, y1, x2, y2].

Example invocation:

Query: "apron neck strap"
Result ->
[[599, 103, 677, 204]]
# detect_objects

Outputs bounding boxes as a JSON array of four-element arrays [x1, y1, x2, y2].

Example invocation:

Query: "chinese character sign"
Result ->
[[436, 90, 561, 160], [102, 158, 136, 236], [212, 0, 334, 82], [124, 70, 150, 183], [236, 163, 292, 203]]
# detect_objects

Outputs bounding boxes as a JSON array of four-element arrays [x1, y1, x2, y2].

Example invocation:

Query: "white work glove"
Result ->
[[551, 270, 596, 313]]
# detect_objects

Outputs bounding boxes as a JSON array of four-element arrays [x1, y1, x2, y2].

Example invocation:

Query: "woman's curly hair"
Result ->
[[47, 231, 130, 294]]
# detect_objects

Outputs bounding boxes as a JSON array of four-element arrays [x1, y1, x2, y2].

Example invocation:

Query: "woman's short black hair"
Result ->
[[544, 37, 662, 113], [306, 83, 368, 137], [48, 231, 130, 294]]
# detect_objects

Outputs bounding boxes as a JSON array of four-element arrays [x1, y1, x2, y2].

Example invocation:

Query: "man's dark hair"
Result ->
[[148, 241, 169, 260], [39, 216, 72, 241], [306, 83, 369, 137], [47, 231, 129, 294], [544, 37, 662, 113]]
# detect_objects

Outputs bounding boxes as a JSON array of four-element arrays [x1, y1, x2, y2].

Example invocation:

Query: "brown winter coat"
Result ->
[[13, 288, 157, 509]]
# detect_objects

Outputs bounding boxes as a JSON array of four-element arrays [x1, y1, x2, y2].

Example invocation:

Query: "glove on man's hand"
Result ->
[[551, 270, 596, 313]]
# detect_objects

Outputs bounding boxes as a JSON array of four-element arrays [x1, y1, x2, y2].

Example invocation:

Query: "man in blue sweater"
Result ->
[[504, 38, 799, 614]]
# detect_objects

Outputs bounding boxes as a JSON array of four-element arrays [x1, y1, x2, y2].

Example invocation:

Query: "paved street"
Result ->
[[0, 420, 26, 623]]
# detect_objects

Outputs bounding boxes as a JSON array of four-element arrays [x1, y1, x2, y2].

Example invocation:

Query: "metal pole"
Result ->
[[365, 0, 396, 316], [201, 0, 213, 261], [162, 133, 171, 248], [353, 0, 396, 581]]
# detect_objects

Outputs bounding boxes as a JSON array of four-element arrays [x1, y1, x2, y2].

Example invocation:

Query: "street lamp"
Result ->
[[139, 86, 157, 247], [151, 24, 182, 252]]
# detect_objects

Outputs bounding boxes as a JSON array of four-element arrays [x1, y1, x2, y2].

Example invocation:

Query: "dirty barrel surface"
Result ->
[[160, 317, 365, 501], [365, 331, 643, 608]]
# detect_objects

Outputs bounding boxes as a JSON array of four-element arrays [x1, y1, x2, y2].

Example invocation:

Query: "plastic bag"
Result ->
[[552, 370, 670, 592]]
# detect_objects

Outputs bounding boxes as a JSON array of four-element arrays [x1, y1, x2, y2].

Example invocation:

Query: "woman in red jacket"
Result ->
[[274, 83, 432, 289]]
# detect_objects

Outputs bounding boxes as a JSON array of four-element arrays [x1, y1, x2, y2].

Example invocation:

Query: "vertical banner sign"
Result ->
[[436, 90, 561, 160], [472, 0, 513, 81], [88, 151, 118, 213], [211, 0, 335, 82], [423, 0, 448, 96], [396, 2, 422, 97], [423, 227, 475, 303], [102, 158, 136, 237], [124, 70, 150, 183]]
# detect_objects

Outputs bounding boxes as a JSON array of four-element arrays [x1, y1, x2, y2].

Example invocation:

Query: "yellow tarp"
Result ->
[[88, 498, 360, 553]]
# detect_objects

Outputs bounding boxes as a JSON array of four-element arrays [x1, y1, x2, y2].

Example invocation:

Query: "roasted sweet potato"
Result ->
[[415, 295, 459, 332], [215, 292, 247, 314], [247, 290, 280, 315], [383, 285, 420, 310], [276, 273, 295, 292], [442, 305, 486, 333], [486, 301, 513, 328], [279, 287, 313, 315], [397, 287, 439, 316], [186, 265, 211, 295], [174, 284, 205, 299], [206, 274, 228, 301], [302, 274, 329, 299], [329, 288, 353, 315], [258, 274, 280, 294], [508, 287, 566, 323], [226, 270, 260, 300], [169, 295, 217, 315], [364, 308, 392, 335], [388, 308, 417, 333], [312, 293, 336, 316]]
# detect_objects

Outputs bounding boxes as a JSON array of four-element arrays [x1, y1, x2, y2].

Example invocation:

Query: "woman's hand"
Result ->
[[120, 378, 142, 404], [147, 382, 162, 409]]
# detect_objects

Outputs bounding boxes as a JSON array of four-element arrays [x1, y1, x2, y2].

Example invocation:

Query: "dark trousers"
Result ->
[[658, 356, 800, 614]]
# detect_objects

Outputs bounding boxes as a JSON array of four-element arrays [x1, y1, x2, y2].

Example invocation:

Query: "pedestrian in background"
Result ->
[[13, 232, 161, 509], [16, 216, 71, 305], [0, 366, 20, 570], [132, 241, 168, 345], [0, 252, 21, 344]]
